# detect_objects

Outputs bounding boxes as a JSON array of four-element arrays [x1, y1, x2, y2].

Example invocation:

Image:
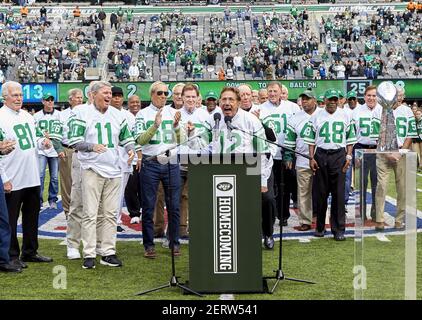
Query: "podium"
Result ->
[[187, 154, 264, 293]]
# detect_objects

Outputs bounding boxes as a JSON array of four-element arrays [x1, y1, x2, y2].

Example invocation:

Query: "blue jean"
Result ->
[[344, 163, 352, 204], [0, 176, 11, 264], [39, 155, 59, 205], [140, 159, 181, 250]]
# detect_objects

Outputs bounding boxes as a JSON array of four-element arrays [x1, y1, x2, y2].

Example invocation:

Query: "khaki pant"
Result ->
[[153, 177, 189, 237], [179, 175, 189, 237], [116, 171, 130, 225], [59, 147, 74, 218], [81, 169, 121, 258], [66, 152, 83, 249], [296, 167, 313, 226], [375, 154, 406, 224], [153, 182, 165, 236], [411, 142, 422, 169]]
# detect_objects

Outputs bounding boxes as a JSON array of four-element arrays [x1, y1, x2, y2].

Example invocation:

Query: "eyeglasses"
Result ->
[[156, 91, 169, 97]]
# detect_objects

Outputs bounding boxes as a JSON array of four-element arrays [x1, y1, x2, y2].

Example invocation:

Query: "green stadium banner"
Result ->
[[47, 79, 422, 104], [188, 154, 263, 293]]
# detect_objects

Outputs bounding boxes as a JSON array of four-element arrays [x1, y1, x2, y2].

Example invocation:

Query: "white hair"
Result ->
[[1, 81, 22, 97]]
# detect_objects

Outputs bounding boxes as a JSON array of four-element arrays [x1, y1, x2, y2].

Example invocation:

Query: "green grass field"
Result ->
[[0, 167, 420, 300], [0, 236, 421, 300]]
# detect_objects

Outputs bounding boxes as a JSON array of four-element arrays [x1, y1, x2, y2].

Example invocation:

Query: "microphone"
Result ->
[[224, 115, 233, 141], [213, 113, 221, 142]]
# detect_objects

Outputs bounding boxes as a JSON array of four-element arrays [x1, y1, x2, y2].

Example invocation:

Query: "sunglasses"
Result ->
[[45, 98, 54, 102], [156, 91, 169, 97], [348, 97, 356, 101]]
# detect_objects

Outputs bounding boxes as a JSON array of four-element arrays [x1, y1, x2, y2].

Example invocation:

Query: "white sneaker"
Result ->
[[162, 238, 169, 248], [67, 247, 81, 260], [130, 216, 140, 224]]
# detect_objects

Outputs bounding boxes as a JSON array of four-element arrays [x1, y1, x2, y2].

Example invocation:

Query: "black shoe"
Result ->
[[117, 225, 125, 233], [21, 254, 53, 263], [314, 230, 325, 237], [82, 258, 96, 269], [0, 263, 22, 273], [100, 255, 123, 267], [282, 219, 288, 227], [334, 232, 346, 241], [11, 258, 27, 269], [264, 236, 274, 250]]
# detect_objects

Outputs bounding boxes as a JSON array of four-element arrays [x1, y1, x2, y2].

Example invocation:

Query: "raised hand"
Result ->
[[154, 108, 163, 128], [174, 111, 181, 128]]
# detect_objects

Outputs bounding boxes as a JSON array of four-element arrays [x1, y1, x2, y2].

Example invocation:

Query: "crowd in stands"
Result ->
[[0, 3, 421, 83], [0, 4, 103, 83]]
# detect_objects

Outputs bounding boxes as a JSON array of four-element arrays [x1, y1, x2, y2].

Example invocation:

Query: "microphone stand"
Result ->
[[136, 131, 204, 297], [229, 123, 315, 293]]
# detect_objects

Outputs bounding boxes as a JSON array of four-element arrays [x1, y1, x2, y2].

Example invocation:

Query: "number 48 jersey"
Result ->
[[68, 104, 134, 179], [303, 108, 357, 149]]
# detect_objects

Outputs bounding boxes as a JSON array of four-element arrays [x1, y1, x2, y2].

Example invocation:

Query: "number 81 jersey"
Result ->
[[0, 106, 41, 190], [303, 108, 357, 149]]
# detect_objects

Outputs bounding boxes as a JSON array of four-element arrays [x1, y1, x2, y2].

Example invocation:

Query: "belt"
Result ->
[[355, 143, 377, 149], [142, 154, 158, 161], [317, 148, 344, 154]]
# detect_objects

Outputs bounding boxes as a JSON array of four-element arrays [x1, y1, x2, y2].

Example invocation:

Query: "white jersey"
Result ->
[[284, 108, 321, 168], [33, 109, 62, 157], [60, 106, 77, 146], [252, 100, 300, 159], [338, 105, 353, 123], [179, 106, 212, 155], [134, 104, 184, 157], [123, 109, 142, 166], [202, 105, 223, 117], [68, 104, 135, 178], [303, 107, 357, 149], [117, 108, 137, 173], [371, 104, 417, 148], [345, 103, 362, 111], [352, 103, 382, 146], [209, 108, 272, 187], [0, 106, 42, 190]]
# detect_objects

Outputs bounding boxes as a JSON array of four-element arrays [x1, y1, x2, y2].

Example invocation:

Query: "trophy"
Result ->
[[376, 81, 398, 151]]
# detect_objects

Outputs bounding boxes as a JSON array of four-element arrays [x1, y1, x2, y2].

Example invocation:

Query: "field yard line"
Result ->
[[376, 234, 391, 242], [417, 173, 422, 177], [299, 238, 311, 243], [417, 189, 422, 193]]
